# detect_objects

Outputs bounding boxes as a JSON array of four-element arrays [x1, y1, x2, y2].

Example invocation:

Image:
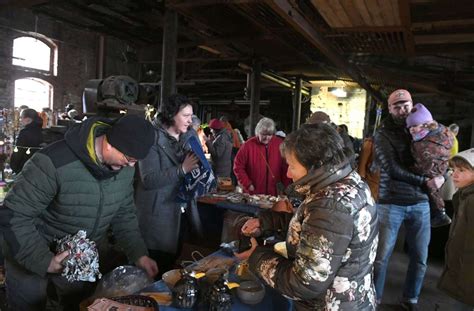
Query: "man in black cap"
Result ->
[[1, 114, 158, 310]]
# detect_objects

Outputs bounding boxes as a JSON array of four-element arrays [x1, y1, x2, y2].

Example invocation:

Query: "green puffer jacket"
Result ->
[[2, 118, 148, 277]]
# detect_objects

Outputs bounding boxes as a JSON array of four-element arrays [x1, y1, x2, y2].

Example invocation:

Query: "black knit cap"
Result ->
[[106, 115, 155, 160]]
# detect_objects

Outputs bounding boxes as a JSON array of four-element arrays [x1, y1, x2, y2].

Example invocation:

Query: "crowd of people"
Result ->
[[1, 90, 473, 311]]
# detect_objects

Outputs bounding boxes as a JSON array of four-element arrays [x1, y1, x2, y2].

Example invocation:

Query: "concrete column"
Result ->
[[292, 77, 302, 131], [249, 60, 261, 137], [160, 9, 178, 108]]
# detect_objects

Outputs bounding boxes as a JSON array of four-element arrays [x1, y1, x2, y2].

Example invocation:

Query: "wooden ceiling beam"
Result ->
[[412, 18, 474, 32], [0, 0, 50, 8], [229, 3, 320, 65], [265, 0, 384, 102], [32, 7, 151, 45], [364, 66, 474, 101], [170, 9, 252, 58], [410, 1, 474, 23], [140, 57, 245, 63], [415, 33, 474, 45], [38, 2, 157, 43], [399, 0, 415, 56], [167, 0, 257, 8]]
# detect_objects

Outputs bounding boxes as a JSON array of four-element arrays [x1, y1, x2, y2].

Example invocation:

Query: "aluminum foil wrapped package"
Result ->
[[55, 230, 102, 282]]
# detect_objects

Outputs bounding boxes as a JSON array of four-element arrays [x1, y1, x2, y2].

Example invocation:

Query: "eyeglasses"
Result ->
[[123, 153, 137, 164]]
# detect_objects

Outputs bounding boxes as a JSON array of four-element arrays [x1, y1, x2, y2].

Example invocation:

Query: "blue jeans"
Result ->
[[373, 202, 430, 304]]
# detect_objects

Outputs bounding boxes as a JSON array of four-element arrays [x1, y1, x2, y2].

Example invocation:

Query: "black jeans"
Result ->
[[5, 259, 95, 311]]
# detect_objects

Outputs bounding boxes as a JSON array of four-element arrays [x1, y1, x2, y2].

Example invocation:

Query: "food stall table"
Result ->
[[197, 196, 261, 216], [140, 249, 292, 311], [196, 194, 270, 248]]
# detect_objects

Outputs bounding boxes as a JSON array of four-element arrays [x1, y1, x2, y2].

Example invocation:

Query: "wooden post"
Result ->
[[160, 9, 178, 108], [96, 35, 106, 79], [249, 60, 261, 137], [470, 118, 474, 148], [292, 77, 302, 131]]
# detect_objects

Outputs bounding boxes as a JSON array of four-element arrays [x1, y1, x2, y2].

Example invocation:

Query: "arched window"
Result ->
[[12, 36, 57, 74], [14, 78, 53, 111]]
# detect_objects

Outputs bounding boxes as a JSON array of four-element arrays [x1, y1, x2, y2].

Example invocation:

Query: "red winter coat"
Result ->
[[233, 136, 291, 196]]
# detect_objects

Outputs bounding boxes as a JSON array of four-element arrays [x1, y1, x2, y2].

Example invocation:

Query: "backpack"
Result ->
[[357, 137, 380, 201]]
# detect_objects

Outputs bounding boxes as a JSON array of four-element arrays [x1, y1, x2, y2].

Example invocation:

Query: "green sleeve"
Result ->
[[110, 181, 148, 263], [3, 153, 58, 276]]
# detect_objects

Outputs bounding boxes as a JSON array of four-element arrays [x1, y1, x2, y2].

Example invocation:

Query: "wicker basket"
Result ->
[[111, 295, 159, 310]]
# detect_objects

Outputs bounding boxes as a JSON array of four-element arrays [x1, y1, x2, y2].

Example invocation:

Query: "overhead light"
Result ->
[[331, 88, 347, 98]]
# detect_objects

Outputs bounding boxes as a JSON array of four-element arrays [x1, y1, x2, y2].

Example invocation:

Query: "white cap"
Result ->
[[453, 148, 474, 168]]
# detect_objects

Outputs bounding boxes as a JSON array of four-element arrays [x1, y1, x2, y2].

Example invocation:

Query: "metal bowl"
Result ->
[[236, 280, 265, 305]]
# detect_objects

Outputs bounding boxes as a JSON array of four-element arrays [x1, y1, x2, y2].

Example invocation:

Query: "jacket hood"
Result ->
[[64, 117, 119, 180]]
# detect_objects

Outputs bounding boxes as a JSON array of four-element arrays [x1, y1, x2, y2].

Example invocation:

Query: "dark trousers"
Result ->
[[5, 259, 96, 311], [149, 212, 189, 280]]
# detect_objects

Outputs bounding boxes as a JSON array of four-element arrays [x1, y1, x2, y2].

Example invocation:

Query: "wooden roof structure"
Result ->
[[3, 0, 474, 117]]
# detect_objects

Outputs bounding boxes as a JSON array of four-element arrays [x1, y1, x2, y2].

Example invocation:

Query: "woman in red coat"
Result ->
[[233, 117, 291, 195]]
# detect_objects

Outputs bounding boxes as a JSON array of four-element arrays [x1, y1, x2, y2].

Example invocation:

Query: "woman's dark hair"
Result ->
[[280, 123, 349, 170], [20, 108, 38, 120], [158, 94, 195, 127]]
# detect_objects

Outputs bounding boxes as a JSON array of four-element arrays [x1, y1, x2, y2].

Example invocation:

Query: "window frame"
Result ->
[[12, 34, 58, 76]]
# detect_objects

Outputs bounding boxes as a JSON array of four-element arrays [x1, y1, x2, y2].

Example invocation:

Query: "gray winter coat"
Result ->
[[206, 129, 232, 177], [135, 122, 202, 254]]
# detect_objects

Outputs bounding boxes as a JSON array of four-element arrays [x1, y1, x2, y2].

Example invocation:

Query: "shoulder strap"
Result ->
[[258, 148, 277, 181]]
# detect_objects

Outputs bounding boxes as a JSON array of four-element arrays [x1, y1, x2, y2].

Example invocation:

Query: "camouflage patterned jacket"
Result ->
[[249, 162, 378, 311], [411, 123, 454, 178]]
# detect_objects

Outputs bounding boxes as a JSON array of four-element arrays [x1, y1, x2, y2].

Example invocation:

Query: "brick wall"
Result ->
[[0, 8, 139, 112]]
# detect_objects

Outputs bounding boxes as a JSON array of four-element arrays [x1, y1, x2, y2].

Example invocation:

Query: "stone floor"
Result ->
[[377, 250, 458, 310]]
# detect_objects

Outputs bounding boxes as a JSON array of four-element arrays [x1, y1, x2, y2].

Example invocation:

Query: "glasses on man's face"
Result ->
[[122, 153, 137, 164]]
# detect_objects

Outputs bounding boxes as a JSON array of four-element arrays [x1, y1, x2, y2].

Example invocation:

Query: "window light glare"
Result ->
[[331, 88, 347, 98]]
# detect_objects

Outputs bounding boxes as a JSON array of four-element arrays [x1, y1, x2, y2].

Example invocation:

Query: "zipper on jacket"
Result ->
[[265, 145, 269, 194], [90, 181, 104, 237]]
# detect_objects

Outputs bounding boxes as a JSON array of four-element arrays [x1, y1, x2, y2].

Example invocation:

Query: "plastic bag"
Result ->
[[94, 265, 153, 298]]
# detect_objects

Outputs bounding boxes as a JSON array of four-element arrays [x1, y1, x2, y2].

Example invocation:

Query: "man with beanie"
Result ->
[[373, 90, 444, 310], [1, 114, 158, 310]]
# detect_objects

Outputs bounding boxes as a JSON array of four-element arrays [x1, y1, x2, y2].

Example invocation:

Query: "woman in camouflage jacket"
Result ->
[[237, 123, 378, 311]]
